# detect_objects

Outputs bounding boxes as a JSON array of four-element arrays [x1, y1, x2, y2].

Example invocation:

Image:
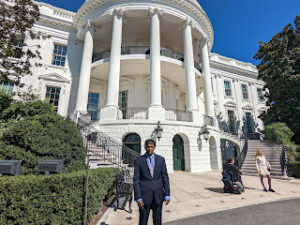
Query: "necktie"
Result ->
[[149, 157, 154, 177]]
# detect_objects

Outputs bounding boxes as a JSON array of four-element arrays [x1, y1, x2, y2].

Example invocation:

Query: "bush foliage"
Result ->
[[0, 91, 12, 117], [264, 122, 294, 144], [0, 114, 86, 174], [1, 100, 55, 122], [0, 168, 119, 225], [264, 122, 300, 177]]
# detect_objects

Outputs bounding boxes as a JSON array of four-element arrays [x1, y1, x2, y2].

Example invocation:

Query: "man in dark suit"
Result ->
[[133, 139, 170, 225]]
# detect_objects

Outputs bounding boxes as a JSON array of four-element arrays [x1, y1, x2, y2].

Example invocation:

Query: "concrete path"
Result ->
[[103, 171, 300, 225], [165, 198, 300, 225]]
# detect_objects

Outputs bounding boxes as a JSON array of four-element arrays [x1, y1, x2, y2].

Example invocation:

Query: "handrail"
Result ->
[[77, 115, 140, 172], [92, 46, 202, 72]]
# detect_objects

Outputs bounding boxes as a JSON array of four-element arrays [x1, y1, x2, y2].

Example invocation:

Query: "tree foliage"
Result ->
[[0, 91, 12, 116], [0, 0, 42, 83], [254, 15, 300, 144]]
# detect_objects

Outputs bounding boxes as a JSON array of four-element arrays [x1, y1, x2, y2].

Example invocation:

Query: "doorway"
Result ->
[[173, 134, 185, 171]]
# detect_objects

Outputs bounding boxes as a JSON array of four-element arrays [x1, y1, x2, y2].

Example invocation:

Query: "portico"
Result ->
[[73, 4, 214, 123]]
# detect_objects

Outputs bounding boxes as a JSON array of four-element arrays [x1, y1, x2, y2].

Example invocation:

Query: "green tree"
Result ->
[[0, 91, 12, 116], [0, 0, 43, 83], [254, 15, 300, 144]]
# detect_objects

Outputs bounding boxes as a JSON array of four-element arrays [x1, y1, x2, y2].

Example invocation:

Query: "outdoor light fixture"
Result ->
[[153, 121, 163, 141], [0, 160, 22, 177], [199, 125, 210, 141], [38, 160, 64, 175]]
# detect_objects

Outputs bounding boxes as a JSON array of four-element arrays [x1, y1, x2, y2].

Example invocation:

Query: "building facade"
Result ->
[[2, 0, 267, 173]]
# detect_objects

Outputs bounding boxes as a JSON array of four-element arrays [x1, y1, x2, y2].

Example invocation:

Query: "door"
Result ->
[[173, 135, 185, 171]]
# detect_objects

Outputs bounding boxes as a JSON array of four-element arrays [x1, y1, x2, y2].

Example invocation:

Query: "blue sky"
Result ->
[[36, 0, 300, 65]]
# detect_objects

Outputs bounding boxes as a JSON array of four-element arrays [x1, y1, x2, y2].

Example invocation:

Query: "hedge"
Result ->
[[0, 168, 119, 225], [289, 161, 300, 178], [1, 114, 86, 174]]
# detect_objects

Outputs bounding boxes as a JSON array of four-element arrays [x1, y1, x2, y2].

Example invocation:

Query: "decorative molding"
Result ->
[[242, 104, 253, 110], [73, 0, 214, 49], [224, 100, 236, 108], [38, 73, 71, 83]]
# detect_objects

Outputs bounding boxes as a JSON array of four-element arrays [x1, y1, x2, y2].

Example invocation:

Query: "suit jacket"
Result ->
[[133, 154, 170, 205]]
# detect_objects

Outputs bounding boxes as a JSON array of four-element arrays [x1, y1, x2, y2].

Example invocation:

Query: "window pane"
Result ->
[[88, 92, 100, 121], [0, 81, 14, 94], [52, 44, 67, 67]]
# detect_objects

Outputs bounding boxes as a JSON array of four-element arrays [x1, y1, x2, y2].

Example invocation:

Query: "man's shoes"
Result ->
[[268, 188, 275, 192], [263, 187, 268, 192]]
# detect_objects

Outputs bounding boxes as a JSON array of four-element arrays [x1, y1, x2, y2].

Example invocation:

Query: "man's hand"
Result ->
[[165, 199, 170, 205], [138, 200, 144, 209]]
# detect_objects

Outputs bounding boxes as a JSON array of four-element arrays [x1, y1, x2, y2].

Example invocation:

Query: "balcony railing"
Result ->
[[118, 107, 148, 120], [165, 109, 192, 122], [92, 46, 202, 72]]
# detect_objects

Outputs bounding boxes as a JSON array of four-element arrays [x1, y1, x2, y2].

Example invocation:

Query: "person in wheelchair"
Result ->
[[222, 158, 244, 194]]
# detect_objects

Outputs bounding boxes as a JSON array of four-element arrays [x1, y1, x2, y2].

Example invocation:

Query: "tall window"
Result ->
[[227, 110, 236, 134], [119, 90, 128, 119], [10, 37, 24, 59], [241, 84, 248, 100], [257, 88, 264, 102], [88, 93, 99, 121], [45, 86, 61, 112], [0, 81, 14, 94], [224, 81, 232, 97], [245, 112, 254, 135], [52, 44, 67, 67]]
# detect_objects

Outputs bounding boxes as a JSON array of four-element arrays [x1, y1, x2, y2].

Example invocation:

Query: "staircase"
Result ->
[[77, 114, 139, 172], [242, 140, 283, 177]]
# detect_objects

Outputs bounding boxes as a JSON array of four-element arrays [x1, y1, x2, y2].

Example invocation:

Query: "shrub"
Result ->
[[1, 100, 55, 122], [289, 161, 300, 178], [0, 168, 119, 225], [264, 122, 294, 144], [0, 91, 12, 117], [1, 114, 86, 174]]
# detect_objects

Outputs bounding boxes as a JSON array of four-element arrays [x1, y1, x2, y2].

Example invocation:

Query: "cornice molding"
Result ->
[[210, 53, 258, 78], [73, 0, 214, 49]]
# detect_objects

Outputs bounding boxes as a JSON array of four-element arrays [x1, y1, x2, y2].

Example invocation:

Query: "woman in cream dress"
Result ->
[[255, 149, 275, 192]]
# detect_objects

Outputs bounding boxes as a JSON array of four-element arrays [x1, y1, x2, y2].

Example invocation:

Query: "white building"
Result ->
[[2, 0, 267, 173]]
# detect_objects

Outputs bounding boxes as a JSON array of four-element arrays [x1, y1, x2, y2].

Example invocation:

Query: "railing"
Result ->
[[165, 109, 192, 122], [203, 114, 215, 126], [281, 145, 288, 177], [86, 132, 140, 172], [118, 107, 148, 120], [77, 115, 140, 173], [92, 46, 202, 72]]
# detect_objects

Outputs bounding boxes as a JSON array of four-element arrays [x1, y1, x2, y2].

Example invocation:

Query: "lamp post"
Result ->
[[151, 121, 163, 141], [199, 125, 210, 141]]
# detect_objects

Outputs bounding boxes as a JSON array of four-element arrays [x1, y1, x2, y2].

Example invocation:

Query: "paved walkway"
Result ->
[[102, 171, 300, 225]]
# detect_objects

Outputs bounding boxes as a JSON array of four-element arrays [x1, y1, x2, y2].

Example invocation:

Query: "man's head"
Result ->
[[227, 158, 235, 164], [144, 139, 156, 156]]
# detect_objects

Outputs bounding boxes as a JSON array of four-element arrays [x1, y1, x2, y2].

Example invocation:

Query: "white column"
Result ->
[[150, 9, 161, 107], [75, 23, 94, 113], [183, 20, 198, 112], [148, 8, 165, 120], [201, 41, 214, 117], [100, 9, 123, 120]]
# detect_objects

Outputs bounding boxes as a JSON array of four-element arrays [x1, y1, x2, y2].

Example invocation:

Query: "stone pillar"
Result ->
[[148, 8, 165, 120], [75, 22, 94, 113], [100, 9, 123, 121], [183, 20, 198, 111], [183, 20, 201, 123], [201, 41, 214, 117]]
